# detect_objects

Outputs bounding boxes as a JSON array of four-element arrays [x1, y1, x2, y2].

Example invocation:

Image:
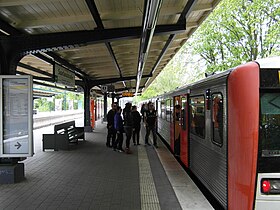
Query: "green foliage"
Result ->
[[62, 92, 67, 110], [138, 59, 182, 100], [34, 88, 84, 112], [192, 0, 280, 73], [137, 42, 206, 100], [138, 0, 279, 101], [34, 98, 53, 112]]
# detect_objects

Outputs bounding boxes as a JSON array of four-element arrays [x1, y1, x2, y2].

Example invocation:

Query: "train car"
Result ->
[[151, 57, 280, 210]]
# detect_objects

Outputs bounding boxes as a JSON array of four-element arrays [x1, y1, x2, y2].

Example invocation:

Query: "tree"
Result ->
[[138, 59, 182, 100], [34, 97, 53, 112], [34, 86, 84, 112], [192, 0, 280, 73], [138, 0, 279, 100], [137, 41, 207, 101]]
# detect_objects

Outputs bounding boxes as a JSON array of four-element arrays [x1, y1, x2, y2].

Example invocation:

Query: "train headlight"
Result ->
[[261, 180, 271, 193], [261, 179, 280, 194]]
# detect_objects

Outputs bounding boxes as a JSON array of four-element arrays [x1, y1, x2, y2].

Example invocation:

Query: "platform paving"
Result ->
[[0, 119, 213, 210]]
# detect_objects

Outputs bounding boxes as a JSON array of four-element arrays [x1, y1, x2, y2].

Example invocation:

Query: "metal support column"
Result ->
[[84, 80, 91, 132], [103, 92, 108, 122], [0, 36, 24, 75], [112, 93, 115, 103], [0, 53, 22, 75]]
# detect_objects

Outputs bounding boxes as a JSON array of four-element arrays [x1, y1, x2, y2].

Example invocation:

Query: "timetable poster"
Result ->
[[2, 78, 29, 154]]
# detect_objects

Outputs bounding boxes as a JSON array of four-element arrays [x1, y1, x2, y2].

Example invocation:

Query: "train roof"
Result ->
[[157, 69, 232, 97], [154, 56, 279, 99], [255, 56, 280, 69]]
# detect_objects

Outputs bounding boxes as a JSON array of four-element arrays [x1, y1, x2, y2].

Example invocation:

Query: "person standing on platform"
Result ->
[[106, 102, 117, 148], [131, 105, 141, 145], [144, 102, 158, 148], [140, 103, 148, 122], [113, 106, 124, 152], [123, 102, 133, 154]]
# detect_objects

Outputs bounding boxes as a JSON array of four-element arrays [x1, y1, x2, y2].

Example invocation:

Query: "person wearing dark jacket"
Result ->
[[113, 106, 124, 152], [140, 103, 147, 122], [123, 102, 134, 154], [106, 102, 117, 147], [144, 102, 158, 148], [131, 105, 141, 145]]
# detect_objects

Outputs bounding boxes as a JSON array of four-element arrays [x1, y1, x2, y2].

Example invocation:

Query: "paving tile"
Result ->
[[0, 118, 214, 210]]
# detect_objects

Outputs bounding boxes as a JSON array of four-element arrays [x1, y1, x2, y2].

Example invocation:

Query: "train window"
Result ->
[[166, 99, 171, 122], [260, 92, 280, 157], [170, 99, 173, 122], [161, 100, 166, 119], [189, 96, 205, 138], [157, 100, 161, 118], [211, 93, 223, 146], [181, 97, 187, 130]]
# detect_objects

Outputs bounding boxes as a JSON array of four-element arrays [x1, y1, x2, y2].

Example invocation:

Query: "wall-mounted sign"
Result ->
[[54, 63, 75, 88], [101, 85, 107, 93], [0, 76, 34, 157], [107, 85, 115, 92], [101, 85, 115, 93], [122, 92, 134, 97]]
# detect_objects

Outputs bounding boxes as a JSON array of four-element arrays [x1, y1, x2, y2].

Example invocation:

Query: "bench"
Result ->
[[42, 121, 84, 151]]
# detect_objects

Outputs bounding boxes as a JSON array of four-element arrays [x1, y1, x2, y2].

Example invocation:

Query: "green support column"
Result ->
[[84, 80, 91, 132], [103, 92, 108, 122]]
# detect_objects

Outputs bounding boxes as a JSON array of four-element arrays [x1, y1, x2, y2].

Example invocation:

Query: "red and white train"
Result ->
[[90, 94, 104, 129], [146, 57, 280, 210]]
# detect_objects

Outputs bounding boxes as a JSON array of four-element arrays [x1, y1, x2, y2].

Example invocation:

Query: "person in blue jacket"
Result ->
[[113, 106, 124, 152]]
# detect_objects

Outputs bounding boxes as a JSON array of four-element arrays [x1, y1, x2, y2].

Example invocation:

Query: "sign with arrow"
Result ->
[[0, 76, 34, 157], [2, 136, 28, 155], [14, 142, 22, 150]]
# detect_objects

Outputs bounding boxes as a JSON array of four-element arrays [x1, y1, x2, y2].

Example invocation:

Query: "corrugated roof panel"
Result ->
[[0, 0, 221, 93]]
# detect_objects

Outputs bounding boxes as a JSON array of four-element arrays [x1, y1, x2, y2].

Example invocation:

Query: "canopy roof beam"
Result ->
[[0, 24, 185, 55], [89, 74, 150, 88], [148, 0, 196, 80]]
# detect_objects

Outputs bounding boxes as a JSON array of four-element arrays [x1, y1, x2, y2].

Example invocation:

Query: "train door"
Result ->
[[180, 95, 188, 167], [173, 96, 181, 157], [155, 98, 159, 132]]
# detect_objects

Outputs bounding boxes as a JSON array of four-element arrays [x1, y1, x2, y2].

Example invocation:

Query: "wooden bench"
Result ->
[[42, 121, 84, 151]]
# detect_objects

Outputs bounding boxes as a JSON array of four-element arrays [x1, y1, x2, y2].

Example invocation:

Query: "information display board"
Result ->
[[54, 63, 75, 88], [122, 92, 134, 97], [0, 76, 34, 157]]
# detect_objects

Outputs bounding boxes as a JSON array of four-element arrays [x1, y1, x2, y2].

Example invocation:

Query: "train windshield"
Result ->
[[260, 92, 280, 157]]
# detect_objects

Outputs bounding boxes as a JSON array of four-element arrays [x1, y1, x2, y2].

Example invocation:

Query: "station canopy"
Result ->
[[0, 0, 220, 95]]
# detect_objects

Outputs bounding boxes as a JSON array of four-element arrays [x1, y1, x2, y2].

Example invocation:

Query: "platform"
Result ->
[[0, 120, 213, 210]]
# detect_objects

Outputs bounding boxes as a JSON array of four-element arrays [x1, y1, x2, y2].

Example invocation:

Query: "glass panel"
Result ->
[[181, 97, 187, 130], [190, 96, 205, 138], [260, 69, 280, 88], [3, 78, 29, 154], [166, 99, 171, 122], [212, 93, 223, 146], [157, 100, 161, 117], [170, 99, 173, 122], [260, 92, 280, 157], [161, 100, 165, 119], [174, 97, 181, 123]]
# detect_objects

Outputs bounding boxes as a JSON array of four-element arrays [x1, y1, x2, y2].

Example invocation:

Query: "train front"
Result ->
[[255, 57, 280, 209]]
